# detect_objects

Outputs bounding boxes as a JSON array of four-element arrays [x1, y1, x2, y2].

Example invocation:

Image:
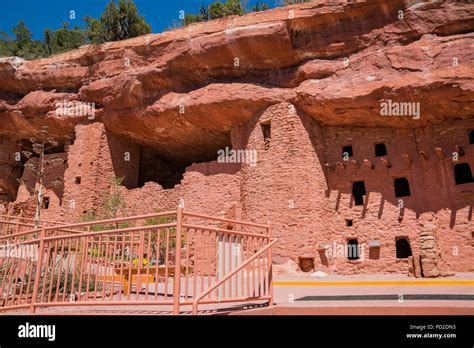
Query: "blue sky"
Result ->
[[0, 0, 280, 40]]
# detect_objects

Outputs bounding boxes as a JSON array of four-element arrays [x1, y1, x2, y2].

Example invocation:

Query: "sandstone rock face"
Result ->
[[0, 1, 473, 276]]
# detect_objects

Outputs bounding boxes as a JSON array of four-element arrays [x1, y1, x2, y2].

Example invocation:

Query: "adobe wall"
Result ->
[[321, 120, 474, 274], [123, 161, 241, 224], [60, 122, 241, 225], [2, 112, 471, 276], [61, 122, 140, 221], [233, 102, 473, 274], [233, 102, 333, 264]]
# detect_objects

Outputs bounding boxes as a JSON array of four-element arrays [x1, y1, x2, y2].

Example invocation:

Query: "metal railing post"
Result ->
[[30, 228, 46, 314], [267, 225, 273, 306], [173, 206, 183, 314]]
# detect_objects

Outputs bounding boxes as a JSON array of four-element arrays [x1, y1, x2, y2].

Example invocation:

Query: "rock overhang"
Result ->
[[0, 0, 472, 162]]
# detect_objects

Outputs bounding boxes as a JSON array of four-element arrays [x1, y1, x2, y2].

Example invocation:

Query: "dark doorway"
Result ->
[[138, 150, 186, 189], [41, 196, 50, 209], [470, 130, 474, 144], [352, 181, 366, 206], [342, 145, 353, 159], [394, 178, 411, 197], [396, 238, 412, 258], [347, 239, 360, 260], [454, 163, 473, 185], [261, 122, 271, 140], [261, 122, 271, 150], [375, 143, 387, 157]]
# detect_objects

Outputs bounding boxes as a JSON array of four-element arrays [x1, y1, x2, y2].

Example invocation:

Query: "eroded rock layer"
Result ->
[[0, 0, 473, 159], [0, 0, 473, 275]]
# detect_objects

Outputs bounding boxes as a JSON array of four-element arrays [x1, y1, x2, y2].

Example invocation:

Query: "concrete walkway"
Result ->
[[250, 273, 474, 315], [4, 274, 473, 315]]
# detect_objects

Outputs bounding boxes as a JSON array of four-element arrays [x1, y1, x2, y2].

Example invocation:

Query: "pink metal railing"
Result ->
[[0, 207, 275, 314], [0, 212, 68, 238]]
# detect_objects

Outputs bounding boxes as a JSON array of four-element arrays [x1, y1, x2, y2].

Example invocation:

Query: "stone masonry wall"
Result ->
[[232, 103, 473, 274], [61, 122, 139, 221], [233, 102, 332, 264], [3, 113, 472, 276], [321, 120, 474, 273], [123, 161, 241, 221]]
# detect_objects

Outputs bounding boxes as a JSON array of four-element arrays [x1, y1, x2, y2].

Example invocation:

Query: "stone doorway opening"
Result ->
[[138, 147, 187, 189], [352, 181, 366, 206], [396, 237, 412, 259], [394, 178, 411, 197], [347, 239, 360, 260], [454, 163, 473, 185]]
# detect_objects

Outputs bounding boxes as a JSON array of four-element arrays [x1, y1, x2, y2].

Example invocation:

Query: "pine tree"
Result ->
[[10, 21, 47, 59], [12, 20, 32, 49], [45, 23, 86, 55], [223, 0, 244, 16], [93, 0, 151, 43], [182, 0, 247, 26], [208, 2, 225, 20]]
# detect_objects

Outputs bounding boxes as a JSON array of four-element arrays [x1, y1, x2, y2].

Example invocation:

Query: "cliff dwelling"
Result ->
[[0, 0, 473, 278]]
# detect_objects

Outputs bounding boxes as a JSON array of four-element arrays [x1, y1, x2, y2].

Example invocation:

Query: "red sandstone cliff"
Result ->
[[0, 0, 472, 158]]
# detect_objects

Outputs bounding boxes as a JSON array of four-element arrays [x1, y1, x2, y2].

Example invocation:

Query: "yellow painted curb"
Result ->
[[273, 280, 474, 286]]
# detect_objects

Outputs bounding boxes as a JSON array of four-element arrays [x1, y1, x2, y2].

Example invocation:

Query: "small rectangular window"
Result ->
[[75, 176, 81, 184], [342, 145, 353, 159], [42, 196, 50, 209], [375, 143, 387, 157], [394, 178, 411, 197]]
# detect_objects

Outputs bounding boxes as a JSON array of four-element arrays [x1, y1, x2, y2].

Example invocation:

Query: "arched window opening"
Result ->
[[454, 163, 473, 185], [396, 238, 412, 259]]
